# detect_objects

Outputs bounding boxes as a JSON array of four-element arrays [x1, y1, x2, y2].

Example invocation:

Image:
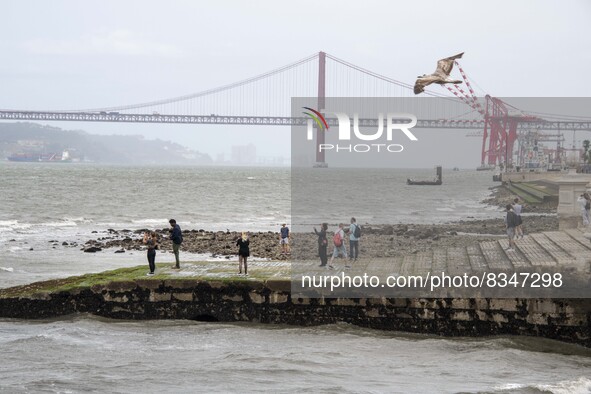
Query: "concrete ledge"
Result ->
[[0, 273, 589, 348]]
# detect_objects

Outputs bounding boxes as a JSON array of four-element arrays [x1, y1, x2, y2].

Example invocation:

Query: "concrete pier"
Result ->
[[1, 228, 590, 347]]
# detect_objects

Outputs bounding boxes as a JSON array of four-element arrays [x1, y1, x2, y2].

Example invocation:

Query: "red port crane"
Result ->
[[444, 61, 543, 167]]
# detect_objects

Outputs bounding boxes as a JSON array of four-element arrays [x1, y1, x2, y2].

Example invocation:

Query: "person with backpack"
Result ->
[[504, 204, 518, 252], [169, 219, 183, 269], [348, 217, 361, 265], [328, 223, 347, 269], [313, 223, 329, 267]]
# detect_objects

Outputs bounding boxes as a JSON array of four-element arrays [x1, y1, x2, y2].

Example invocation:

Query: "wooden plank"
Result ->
[[432, 249, 447, 272], [446, 247, 472, 275], [413, 251, 433, 276], [479, 241, 513, 270], [513, 234, 555, 266], [466, 244, 488, 272], [400, 254, 417, 276], [529, 233, 578, 264], [556, 229, 591, 253], [498, 239, 532, 267]]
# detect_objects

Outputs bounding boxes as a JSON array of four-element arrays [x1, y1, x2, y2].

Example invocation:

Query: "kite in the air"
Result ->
[[414, 52, 464, 94]]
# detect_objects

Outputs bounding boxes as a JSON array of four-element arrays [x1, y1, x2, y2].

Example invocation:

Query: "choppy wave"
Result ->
[[494, 377, 591, 394], [0, 319, 589, 393], [131, 218, 169, 225]]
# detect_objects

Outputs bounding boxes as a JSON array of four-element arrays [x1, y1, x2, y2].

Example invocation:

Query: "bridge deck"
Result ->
[[1, 110, 590, 130]]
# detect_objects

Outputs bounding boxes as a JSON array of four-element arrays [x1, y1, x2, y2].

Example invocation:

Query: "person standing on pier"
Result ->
[[169, 219, 183, 269], [143, 231, 158, 275], [329, 223, 347, 269], [504, 204, 518, 252], [280, 223, 290, 255], [314, 223, 329, 267], [512, 198, 524, 239], [236, 232, 250, 275], [348, 217, 360, 264], [577, 193, 590, 227]]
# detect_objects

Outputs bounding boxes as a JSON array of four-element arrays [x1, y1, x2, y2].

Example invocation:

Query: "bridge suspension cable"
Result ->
[[325, 53, 450, 98], [77, 52, 320, 113]]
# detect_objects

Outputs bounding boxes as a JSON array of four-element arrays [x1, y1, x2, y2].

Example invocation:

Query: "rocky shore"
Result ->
[[72, 214, 556, 260], [71, 185, 557, 260]]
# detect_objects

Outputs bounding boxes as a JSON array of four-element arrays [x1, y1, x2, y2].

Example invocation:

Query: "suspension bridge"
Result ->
[[1, 51, 590, 166]]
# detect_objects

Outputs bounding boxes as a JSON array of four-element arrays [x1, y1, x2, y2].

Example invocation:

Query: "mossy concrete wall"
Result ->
[[0, 279, 589, 347]]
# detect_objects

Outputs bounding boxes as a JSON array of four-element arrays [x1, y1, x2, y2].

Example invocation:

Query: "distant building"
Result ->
[[17, 139, 45, 148], [231, 144, 256, 164]]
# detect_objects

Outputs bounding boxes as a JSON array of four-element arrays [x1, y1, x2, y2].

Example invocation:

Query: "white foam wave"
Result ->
[[0, 219, 80, 232], [131, 218, 169, 225], [63, 216, 93, 224], [496, 377, 591, 394], [0, 267, 14, 272], [40, 220, 78, 228]]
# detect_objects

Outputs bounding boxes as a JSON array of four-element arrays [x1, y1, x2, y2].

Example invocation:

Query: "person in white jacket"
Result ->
[[577, 193, 590, 227]]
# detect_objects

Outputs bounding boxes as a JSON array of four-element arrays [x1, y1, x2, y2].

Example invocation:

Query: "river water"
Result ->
[[0, 162, 589, 393]]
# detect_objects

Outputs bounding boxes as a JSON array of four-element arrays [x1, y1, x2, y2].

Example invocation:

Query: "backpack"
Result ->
[[353, 224, 361, 238], [333, 231, 343, 247]]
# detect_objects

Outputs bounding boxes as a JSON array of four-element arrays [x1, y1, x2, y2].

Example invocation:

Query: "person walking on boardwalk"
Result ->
[[236, 231, 250, 275], [143, 231, 158, 275], [504, 204, 518, 252], [348, 217, 360, 264], [279, 223, 290, 255], [169, 219, 183, 269], [512, 198, 524, 239], [314, 223, 329, 267], [328, 223, 347, 269]]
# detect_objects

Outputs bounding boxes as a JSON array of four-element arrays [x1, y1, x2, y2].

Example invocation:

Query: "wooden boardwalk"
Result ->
[[297, 229, 591, 277], [157, 229, 591, 282]]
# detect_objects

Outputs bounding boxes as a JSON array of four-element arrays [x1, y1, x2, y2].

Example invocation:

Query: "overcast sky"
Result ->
[[1, 0, 590, 166]]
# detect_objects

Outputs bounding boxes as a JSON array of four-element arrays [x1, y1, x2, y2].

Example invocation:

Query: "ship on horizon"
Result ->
[[7, 150, 73, 163]]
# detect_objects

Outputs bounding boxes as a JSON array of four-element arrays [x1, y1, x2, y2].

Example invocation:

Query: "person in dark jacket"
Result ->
[[314, 223, 328, 267], [236, 232, 250, 275], [143, 231, 158, 275], [504, 204, 518, 252], [169, 219, 182, 269]]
